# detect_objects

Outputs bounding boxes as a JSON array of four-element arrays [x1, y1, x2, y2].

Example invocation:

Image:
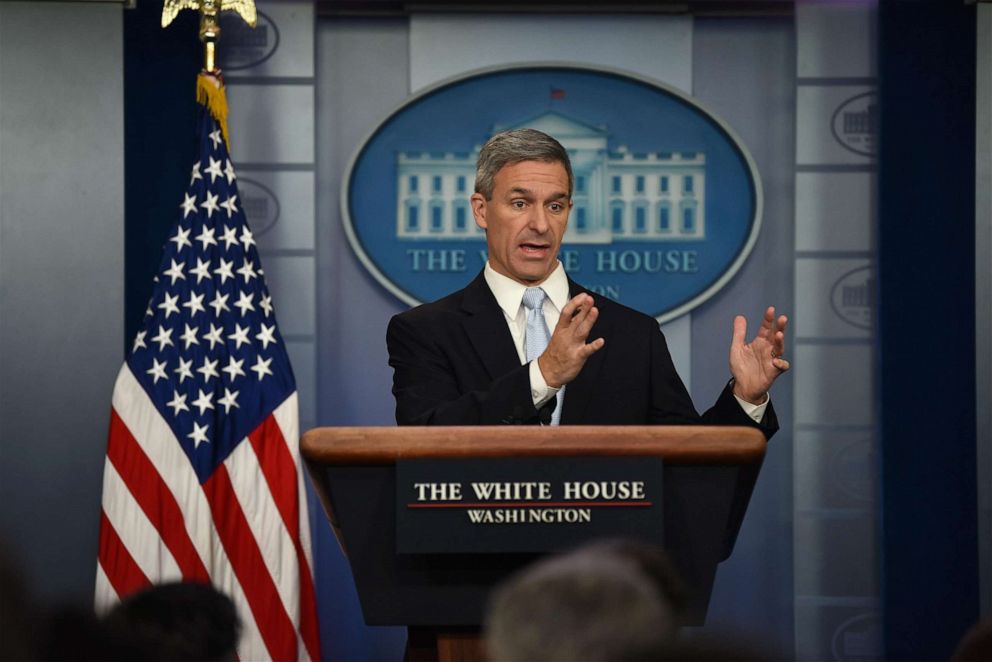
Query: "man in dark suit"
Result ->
[[387, 129, 789, 437]]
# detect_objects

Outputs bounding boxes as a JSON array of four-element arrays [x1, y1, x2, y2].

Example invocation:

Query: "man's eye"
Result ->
[[511, 200, 526, 209], [549, 203, 563, 212]]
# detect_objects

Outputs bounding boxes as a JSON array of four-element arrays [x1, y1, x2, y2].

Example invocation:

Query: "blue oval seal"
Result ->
[[343, 65, 763, 322]]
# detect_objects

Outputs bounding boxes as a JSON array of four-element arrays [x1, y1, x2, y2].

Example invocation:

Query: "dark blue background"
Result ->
[[879, 2, 979, 659]]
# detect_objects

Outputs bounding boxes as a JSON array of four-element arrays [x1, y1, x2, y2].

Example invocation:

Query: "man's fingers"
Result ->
[[772, 315, 789, 356], [773, 357, 790, 372], [556, 293, 592, 330], [732, 315, 747, 347], [573, 305, 599, 339], [580, 337, 605, 357], [557, 299, 578, 328]]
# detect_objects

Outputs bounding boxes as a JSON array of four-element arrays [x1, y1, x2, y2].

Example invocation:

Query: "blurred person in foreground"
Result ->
[[102, 581, 241, 662], [483, 539, 686, 662]]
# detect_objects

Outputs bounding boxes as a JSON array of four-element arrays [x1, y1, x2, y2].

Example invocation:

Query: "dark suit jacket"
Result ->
[[387, 271, 777, 438]]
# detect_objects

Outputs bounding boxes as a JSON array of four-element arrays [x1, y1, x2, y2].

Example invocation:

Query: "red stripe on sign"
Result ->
[[204, 463, 298, 661], [407, 501, 653, 508], [248, 416, 322, 661], [107, 409, 210, 582], [97, 510, 150, 599]]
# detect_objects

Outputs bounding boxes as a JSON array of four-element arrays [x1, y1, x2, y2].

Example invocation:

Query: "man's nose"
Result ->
[[527, 206, 550, 232]]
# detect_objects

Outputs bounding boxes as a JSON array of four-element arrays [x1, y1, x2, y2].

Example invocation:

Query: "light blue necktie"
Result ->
[[522, 287, 563, 425]]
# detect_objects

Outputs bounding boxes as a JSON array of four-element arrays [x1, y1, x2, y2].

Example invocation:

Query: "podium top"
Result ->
[[300, 425, 765, 466]]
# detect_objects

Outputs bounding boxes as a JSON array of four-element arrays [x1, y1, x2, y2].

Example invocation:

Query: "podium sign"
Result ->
[[396, 457, 664, 554]]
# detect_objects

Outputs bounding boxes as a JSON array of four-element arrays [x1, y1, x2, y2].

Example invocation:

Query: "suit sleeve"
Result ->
[[387, 314, 547, 426], [647, 319, 778, 440]]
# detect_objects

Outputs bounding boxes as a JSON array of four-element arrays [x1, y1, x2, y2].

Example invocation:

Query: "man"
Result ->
[[387, 129, 788, 435]]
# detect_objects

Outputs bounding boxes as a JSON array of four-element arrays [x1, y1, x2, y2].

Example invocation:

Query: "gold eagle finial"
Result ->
[[161, 0, 257, 72], [162, 0, 256, 30]]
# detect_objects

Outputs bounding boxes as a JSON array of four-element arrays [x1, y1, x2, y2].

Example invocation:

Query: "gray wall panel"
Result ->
[[244, 171, 315, 251], [317, 18, 410, 429], [692, 17, 796, 651], [0, 2, 123, 602], [796, 172, 874, 252], [228, 84, 315, 164], [263, 255, 315, 336]]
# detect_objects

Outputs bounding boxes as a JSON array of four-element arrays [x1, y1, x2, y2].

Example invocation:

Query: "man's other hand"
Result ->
[[729, 306, 790, 404]]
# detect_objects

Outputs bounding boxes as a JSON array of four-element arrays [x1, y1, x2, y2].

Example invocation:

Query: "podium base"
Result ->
[[405, 627, 486, 662]]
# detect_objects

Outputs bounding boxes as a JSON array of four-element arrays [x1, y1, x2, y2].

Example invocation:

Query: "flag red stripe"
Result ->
[[107, 409, 210, 582], [204, 464, 298, 661], [248, 418, 322, 660], [97, 511, 150, 599], [248, 417, 298, 538]]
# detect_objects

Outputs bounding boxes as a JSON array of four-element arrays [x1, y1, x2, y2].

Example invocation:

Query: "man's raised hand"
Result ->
[[537, 293, 605, 388], [729, 306, 790, 404]]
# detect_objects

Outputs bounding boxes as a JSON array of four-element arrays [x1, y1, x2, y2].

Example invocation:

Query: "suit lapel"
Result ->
[[460, 272, 522, 380], [560, 279, 611, 424]]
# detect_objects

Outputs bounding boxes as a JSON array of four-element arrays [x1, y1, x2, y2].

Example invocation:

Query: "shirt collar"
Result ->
[[484, 261, 570, 318]]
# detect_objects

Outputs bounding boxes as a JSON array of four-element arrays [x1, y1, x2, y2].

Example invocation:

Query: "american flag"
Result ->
[[95, 73, 321, 661]]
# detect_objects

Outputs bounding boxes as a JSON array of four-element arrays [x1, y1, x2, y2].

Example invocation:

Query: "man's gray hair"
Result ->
[[474, 128, 574, 200]]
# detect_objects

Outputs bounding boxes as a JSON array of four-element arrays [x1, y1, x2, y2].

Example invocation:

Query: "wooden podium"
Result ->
[[301, 426, 766, 661]]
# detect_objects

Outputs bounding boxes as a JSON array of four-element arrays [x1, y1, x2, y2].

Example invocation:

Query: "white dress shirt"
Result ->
[[482, 261, 767, 422]]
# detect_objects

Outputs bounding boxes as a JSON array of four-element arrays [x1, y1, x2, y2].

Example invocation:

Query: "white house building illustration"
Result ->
[[395, 112, 706, 243]]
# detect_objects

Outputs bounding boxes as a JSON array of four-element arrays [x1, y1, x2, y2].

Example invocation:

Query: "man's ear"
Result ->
[[470, 192, 487, 230]]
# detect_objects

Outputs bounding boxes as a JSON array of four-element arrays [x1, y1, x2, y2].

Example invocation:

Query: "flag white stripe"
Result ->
[[223, 438, 302, 629], [94, 559, 119, 614], [272, 394, 316, 573], [202, 524, 269, 661], [101, 460, 183, 584]]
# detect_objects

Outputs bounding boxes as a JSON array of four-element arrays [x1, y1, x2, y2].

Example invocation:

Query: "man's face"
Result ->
[[471, 160, 572, 286]]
